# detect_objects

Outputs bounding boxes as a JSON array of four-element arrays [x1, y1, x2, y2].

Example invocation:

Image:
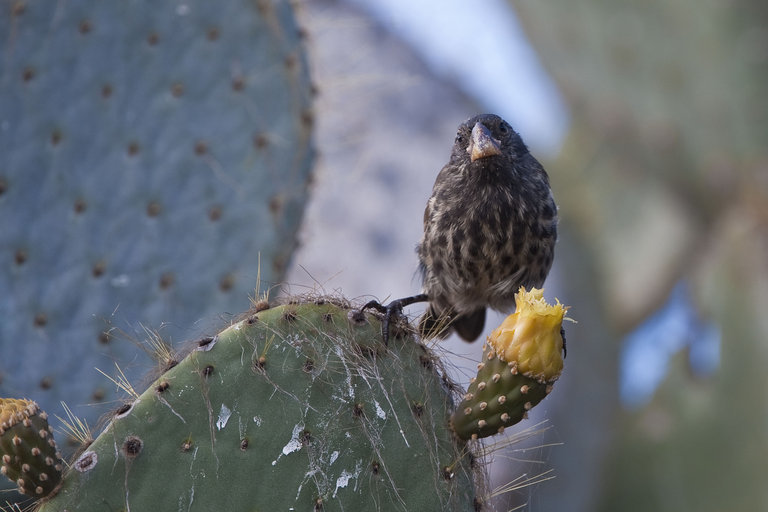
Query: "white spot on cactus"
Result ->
[[329, 451, 339, 465], [374, 400, 386, 420], [253, 415, 262, 427], [333, 465, 361, 498], [272, 423, 305, 465], [216, 404, 231, 430], [282, 424, 304, 455], [333, 471, 353, 496]]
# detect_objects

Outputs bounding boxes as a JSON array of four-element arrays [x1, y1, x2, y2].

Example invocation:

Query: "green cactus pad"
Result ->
[[451, 344, 553, 440], [35, 300, 481, 511], [0, 399, 64, 497], [0, 0, 313, 426]]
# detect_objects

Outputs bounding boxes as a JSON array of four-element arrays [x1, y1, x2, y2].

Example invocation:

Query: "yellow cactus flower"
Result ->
[[487, 287, 568, 383], [0, 398, 40, 430]]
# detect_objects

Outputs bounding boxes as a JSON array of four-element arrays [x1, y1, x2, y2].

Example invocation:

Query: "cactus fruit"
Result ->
[[0, 0, 313, 434], [33, 300, 482, 511], [452, 288, 567, 440], [0, 399, 64, 498]]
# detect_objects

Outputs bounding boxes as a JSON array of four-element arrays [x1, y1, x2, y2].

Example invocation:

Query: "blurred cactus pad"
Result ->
[[33, 300, 482, 511], [0, 0, 313, 427], [514, 0, 768, 510]]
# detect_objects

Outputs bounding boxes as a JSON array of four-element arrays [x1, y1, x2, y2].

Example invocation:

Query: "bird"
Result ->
[[416, 113, 558, 342], [360, 113, 557, 345]]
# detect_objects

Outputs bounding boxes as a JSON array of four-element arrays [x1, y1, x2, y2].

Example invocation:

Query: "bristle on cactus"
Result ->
[[451, 288, 569, 440], [0, 399, 63, 498]]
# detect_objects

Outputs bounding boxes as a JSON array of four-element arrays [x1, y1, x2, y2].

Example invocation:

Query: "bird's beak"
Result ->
[[468, 122, 502, 162]]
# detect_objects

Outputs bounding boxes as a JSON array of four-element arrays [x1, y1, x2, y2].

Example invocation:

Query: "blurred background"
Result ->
[[288, 0, 768, 510], [1, 0, 766, 510]]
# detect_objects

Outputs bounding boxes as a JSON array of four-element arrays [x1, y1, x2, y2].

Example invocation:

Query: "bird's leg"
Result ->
[[359, 294, 429, 345]]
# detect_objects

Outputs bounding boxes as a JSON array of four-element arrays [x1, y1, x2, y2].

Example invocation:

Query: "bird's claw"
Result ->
[[359, 294, 429, 345], [358, 300, 404, 346]]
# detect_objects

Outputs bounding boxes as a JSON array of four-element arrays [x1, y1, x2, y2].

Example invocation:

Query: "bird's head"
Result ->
[[450, 114, 527, 166]]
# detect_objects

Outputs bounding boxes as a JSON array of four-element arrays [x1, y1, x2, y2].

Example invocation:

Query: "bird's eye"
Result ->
[[498, 123, 509, 134], [455, 134, 465, 144]]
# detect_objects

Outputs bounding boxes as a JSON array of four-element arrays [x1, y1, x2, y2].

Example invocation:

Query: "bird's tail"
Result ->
[[419, 306, 486, 342]]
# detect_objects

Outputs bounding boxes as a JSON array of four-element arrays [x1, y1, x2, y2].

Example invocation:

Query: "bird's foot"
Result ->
[[359, 294, 429, 345]]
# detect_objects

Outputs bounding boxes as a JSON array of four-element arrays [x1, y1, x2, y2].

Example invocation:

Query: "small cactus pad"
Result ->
[[452, 288, 568, 440], [0, 399, 63, 497], [36, 300, 481, 511]]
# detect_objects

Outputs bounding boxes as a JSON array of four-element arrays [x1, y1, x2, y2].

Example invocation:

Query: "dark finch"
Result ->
[[359, 114, 557, 345], [417, 114, 558, 342]]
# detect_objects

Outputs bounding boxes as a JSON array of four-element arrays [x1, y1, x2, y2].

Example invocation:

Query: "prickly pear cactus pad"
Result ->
[[35, 300, 482, 511], [0, 0, 313, 426], [0, 398, 64, 498], [452, 288, 568, 440]]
